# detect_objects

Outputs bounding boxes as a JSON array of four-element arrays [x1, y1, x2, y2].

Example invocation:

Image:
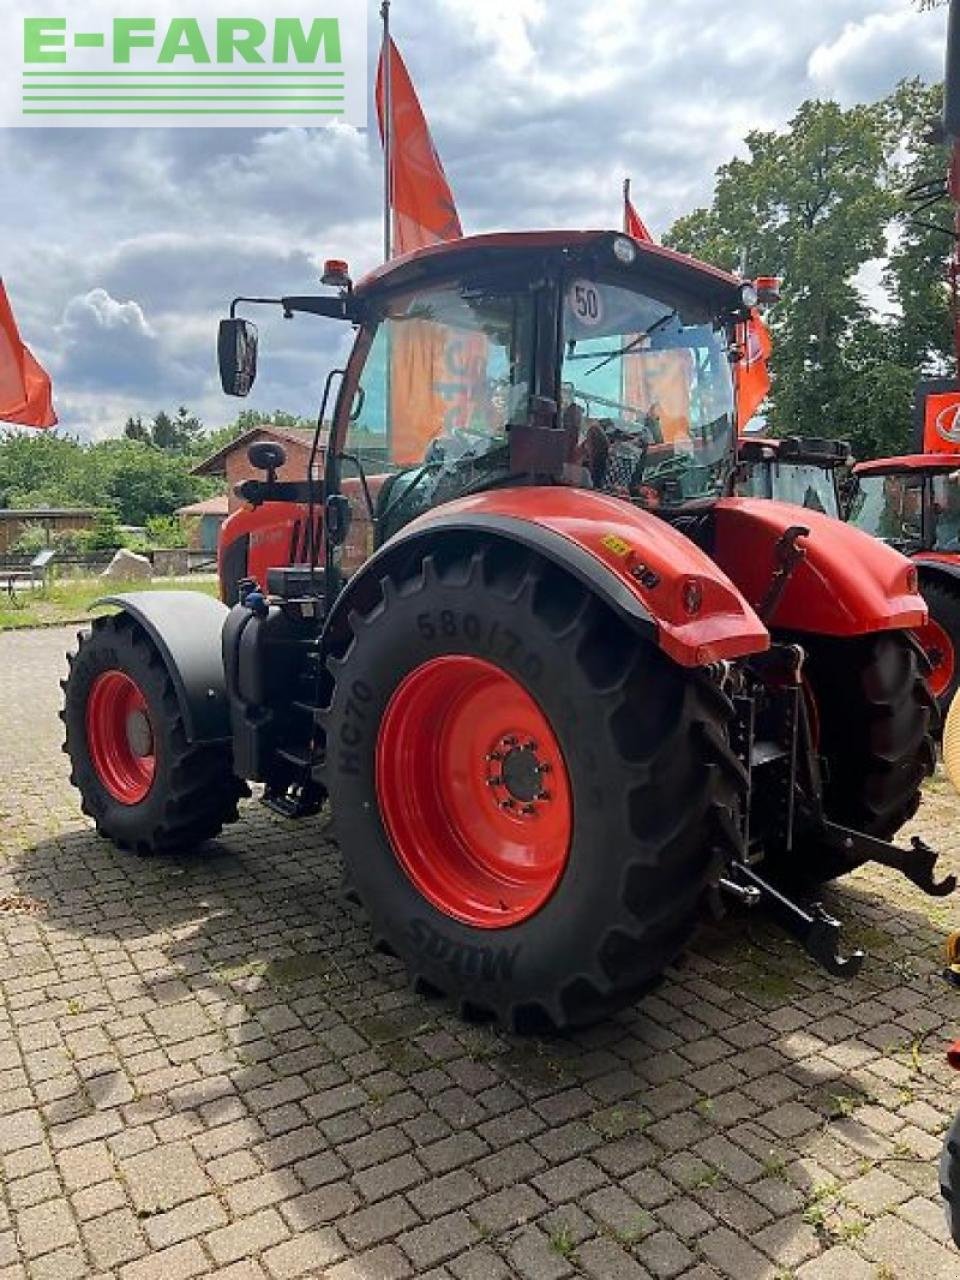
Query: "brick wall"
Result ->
[[223, 433, 322, 512]]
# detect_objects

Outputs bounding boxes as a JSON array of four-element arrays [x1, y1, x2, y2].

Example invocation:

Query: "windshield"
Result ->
[[770, 463, 839, 517], [848, 474, 924, 547], [560, 278, 735, 508], [931, 471, 960, 552], [346, 278, 535, 474]]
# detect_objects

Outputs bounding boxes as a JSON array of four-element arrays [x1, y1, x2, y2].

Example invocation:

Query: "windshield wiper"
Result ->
[[575, 309, 679, 377]]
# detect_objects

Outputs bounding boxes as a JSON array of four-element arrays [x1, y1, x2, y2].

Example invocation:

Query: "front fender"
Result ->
[[711, 498, 926, 635], [327, 488, 768, 668], [94, 591, 230, 742]]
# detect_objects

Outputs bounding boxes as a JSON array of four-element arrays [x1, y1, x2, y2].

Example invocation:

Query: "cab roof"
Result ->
[[853, 453, 960, 476], [354, 230, 746, 313]]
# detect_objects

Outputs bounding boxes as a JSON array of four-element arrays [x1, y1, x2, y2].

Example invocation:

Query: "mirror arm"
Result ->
[[229, 295, 284, 319], [228, 295, 359, 321]]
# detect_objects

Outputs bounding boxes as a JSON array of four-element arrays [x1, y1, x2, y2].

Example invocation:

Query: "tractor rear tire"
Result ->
[[916, 577, 960, 719], [62, 612, 245, 854], [792, 630, 936, 883], [323, 545, 745, 1032]]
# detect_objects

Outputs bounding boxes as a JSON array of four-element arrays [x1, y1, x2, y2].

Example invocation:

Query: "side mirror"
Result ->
[[248, 441, 287, 479], [218, 318, 259, 397]]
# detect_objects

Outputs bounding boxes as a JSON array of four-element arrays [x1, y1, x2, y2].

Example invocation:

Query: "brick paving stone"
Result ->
[[119, 1240, 209, 1280], [81, 1207, 148, 1270], [15, 1198, 79, 1258], [4, 627, 960, 1280], [326, 1244, 413, 1280], [796, 1245, 877, 1279], [699, 1226, 773, 1279], [397, 1211, 479, 1269], [206, 1208, 289, 1266], [121, 1140, 211, 1214], [506, 1225, 574, 1280], [143, 1194, 228, 1249], [262, 1229, 346, 1278]]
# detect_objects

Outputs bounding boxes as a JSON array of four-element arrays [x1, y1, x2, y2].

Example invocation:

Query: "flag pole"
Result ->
[[381, 0, 393, 262], [623, 177, 630, 234]]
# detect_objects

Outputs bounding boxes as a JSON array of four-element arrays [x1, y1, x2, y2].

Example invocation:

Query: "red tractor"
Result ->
[[847, 452, 960, 715], [61, 230, 954, 1031]]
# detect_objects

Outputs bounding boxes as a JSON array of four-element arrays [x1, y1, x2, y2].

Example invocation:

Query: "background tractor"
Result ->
[[61, 230, 952, 1032], [847, 453, 960, 715], [736, 435, 849, 519]]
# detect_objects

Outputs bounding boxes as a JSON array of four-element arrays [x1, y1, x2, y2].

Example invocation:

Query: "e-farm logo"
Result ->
[[3, 3, 366, 127]]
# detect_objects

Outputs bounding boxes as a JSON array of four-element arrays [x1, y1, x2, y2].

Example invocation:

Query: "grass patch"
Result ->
[[0, 576, 218, 630]]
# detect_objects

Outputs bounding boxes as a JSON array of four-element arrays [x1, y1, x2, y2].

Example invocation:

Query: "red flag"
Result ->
[[0, 281, 57, 429], [376, 37, 462, 256], [624, 193, 653, 244], [735, 309, 773, 430]]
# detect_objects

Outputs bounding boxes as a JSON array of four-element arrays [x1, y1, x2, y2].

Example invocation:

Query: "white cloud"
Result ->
[[809, 6, 947, 103], [0, 0, 950, 437]]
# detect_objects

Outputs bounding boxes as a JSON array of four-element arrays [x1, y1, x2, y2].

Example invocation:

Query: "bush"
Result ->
[[10, 523, 50, 555], [145, 515, 188, 549]]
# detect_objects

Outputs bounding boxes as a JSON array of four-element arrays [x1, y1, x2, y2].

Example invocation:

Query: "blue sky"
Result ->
[[0, 0, 948, 439]]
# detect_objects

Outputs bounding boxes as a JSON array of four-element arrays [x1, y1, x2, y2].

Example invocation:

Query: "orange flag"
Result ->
[[735, 309, 773, 430], [0, 281, 57, 429], [376, 37, 462, 256], [376, 35, 473, 464], [624, 192, 653, 244]]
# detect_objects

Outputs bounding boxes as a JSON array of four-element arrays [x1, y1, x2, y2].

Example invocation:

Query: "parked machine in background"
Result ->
[[847, 454, 960, 714], [737, 436, 849, 519]]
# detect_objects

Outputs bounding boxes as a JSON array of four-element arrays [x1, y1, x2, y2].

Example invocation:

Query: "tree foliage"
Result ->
[[0, 406, 305, 526], [666, 82, 954, 459]]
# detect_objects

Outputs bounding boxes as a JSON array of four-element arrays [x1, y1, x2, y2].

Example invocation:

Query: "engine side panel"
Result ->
[[712, 498, 927, 634], [328, 487, 769, 668], [218, 502, 321, 603]]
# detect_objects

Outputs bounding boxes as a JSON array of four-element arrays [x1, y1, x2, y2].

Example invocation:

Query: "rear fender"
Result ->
[[712, 498, 926, 635], [93, 592, 230, 742], [325, 488, 769, 668]]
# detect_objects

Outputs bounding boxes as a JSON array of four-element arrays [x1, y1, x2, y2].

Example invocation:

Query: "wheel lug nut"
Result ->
[[487, 776, 504, 787], [537, 791, 551, 801], [537, 763, 552, 775]]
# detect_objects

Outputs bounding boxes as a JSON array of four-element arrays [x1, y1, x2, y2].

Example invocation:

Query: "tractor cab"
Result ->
[[216, 231, 755, 600], [848, 454, 960, 554], [736, 436, 850, 520], [848, 454, 960, 708]]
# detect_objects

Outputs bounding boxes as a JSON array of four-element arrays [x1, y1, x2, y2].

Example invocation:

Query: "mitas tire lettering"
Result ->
[[408, 919, 520, 983]]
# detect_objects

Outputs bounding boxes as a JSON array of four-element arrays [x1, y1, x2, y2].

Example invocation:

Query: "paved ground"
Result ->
[[2, 626, 960, 1280]]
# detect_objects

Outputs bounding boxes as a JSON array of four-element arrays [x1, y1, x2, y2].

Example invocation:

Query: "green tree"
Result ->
[[666, 99, 895, 448], [883, 80, 954, 372]]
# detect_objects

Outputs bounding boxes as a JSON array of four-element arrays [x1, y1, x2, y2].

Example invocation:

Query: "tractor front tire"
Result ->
[[62, 612, 245, 854], [793, 631, 936, 883], [323, 546, 745, 1033]]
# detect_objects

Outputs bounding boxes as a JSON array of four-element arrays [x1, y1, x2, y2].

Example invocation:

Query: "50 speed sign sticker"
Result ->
[[568, 280, 604, 327]]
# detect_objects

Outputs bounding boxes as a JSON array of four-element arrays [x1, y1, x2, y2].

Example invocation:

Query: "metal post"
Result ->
[[623, 177, 630, 234], [381, 0, 393, 262]]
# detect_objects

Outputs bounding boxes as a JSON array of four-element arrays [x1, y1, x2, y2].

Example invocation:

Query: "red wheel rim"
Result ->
[[376, 656, 572, 928], [915, 617, 956, 699], [85, 671, 156, 804]]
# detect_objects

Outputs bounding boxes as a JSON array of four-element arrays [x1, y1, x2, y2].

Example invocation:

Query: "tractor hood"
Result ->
[[711, 498, 926, 635]]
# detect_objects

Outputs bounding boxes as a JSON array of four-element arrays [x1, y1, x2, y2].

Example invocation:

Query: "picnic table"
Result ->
[[2, 549, 56, 604]]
